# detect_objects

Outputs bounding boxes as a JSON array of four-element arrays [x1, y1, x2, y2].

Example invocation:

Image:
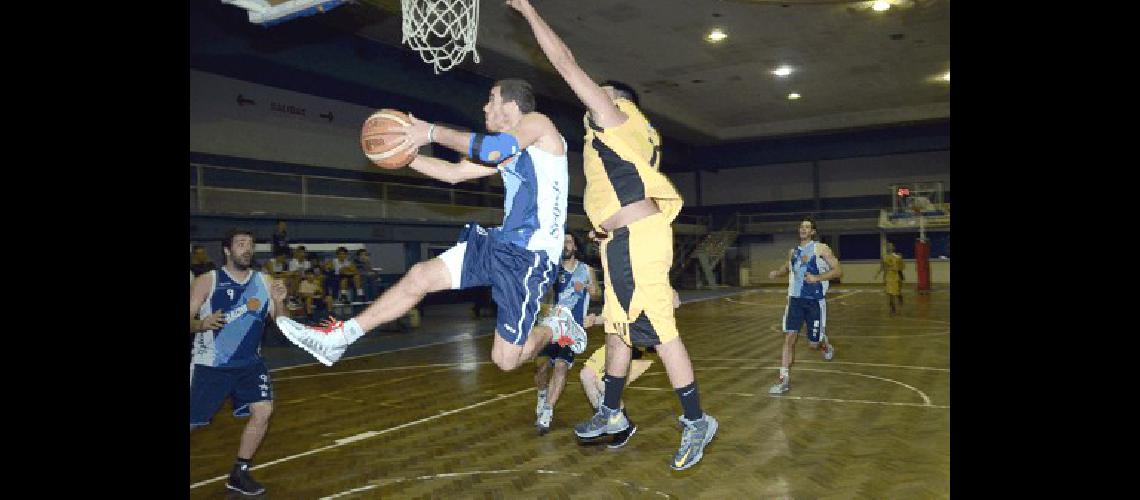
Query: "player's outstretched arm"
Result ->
[[814, 244, 843, 281], [408, 155, 499, 185], [506, 0, 627, 128]]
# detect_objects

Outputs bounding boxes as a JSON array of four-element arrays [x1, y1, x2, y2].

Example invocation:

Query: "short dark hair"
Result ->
[[221, 228, 255, 254], [801, 217, 817, 232], [336, 246, 348, 254], [355, 249, 368, 257], [494, 79, 536, 113], [601, 80, 640, 107]]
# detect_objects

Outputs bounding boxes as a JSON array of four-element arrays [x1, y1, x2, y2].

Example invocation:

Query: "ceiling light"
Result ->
[[787, 93, 801, 100], [706, 29, 727, 43], [872, 1, 891, 11], [772, 65, 793, 77]]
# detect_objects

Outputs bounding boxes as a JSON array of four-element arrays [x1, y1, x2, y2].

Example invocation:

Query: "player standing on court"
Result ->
[[767, 218, 841, 395], [190, 228, 288, 496]]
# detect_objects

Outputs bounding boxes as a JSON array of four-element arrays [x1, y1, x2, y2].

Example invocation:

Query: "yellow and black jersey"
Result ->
[[582, 99, 683, 227]]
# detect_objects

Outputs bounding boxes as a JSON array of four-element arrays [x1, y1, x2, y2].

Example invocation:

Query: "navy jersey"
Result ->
[[553, 261, 591, 325], [191, 268, 273, 368]]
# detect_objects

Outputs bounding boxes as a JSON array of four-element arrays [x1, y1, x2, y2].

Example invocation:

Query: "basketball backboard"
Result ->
[[221, 0, 349, 26]]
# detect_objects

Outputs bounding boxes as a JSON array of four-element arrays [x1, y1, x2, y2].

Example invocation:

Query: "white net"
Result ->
[[401, 0, 481, 74]]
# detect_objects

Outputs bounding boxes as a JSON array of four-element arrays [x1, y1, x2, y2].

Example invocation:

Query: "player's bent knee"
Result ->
[[249, 401, 273, 422]]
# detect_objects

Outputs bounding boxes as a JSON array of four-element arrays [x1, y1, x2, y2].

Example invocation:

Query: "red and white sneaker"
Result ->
[[276, 316, 350, 366]]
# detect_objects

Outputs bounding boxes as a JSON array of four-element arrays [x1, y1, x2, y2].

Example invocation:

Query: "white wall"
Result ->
[[700, 162, 815, 205], [364, 243, 407, 274], [819, 151, 950, 199], [190, 69, 430, 177]]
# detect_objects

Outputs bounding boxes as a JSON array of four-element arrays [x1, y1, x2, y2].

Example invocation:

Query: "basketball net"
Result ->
[[401, 0, 480, 74]]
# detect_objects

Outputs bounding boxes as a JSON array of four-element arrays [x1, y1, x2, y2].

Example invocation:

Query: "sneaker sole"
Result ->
[[575, 420, 630, 439], [607, 425, 637, 449], [670, 417, 718, 471], [225, 483, 266, 496], [276, 320, 334, 367]]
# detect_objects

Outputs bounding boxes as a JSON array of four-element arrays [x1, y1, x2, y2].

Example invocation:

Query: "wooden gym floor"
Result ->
[[190, 286, 950, 498]]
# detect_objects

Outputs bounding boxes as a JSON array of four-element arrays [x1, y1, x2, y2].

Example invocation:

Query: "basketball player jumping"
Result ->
[[276, 79, 585, 372], [507, 0, 717, 471]]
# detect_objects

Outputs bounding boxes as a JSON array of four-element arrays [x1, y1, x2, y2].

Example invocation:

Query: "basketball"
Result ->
[[361, 109, 418, 169]]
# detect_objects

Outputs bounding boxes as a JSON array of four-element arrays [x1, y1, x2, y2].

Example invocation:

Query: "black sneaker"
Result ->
[[226, 463, 265, 496], [608, 412, 637, 449]]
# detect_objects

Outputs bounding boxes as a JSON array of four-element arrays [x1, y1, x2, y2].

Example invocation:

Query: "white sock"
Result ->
[[344, 318, 365, 343], [779, 367, 790, 379], [538, 389, 547, 399]]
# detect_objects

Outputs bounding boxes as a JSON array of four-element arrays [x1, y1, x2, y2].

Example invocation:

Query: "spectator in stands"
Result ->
[[263, 250, 290, 278], [271, 220, 290, 257], [190, 245, 216, 277], [288, 246, 312, 274], [354, 249, 381, 301], [297, 268, 334, 319], [328, 247, 364, 303]]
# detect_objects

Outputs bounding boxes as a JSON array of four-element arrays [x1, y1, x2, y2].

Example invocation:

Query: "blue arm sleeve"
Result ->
[[469, 132, 521, 163]]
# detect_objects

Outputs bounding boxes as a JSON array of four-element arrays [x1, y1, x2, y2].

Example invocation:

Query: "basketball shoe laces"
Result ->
[[314, 316, 343, 335]]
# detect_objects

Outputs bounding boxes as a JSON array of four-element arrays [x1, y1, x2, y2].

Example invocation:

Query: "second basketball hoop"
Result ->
[[401, 0, 480, 74]]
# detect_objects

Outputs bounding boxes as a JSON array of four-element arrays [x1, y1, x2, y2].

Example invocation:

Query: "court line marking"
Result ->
[[691, 358, 949, 372], [269, 333, 486, 373], [625, 386, 948, 409], [267, 290, 751, 373], [639, 366, 934, 406], [273, 357, 943, 384], [321, 469, 672, 499], [766, 322, 950, 338], [190, 387, 535, 490], [274, 362, 493, 381], [195, 361, 943, 489]]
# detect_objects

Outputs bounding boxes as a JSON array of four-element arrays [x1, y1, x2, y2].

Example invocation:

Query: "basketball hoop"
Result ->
[[401, 0, 481, 74]]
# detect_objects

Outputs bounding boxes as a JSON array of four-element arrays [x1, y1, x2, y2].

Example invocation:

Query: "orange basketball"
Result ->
[[361, 109, 418, 169]]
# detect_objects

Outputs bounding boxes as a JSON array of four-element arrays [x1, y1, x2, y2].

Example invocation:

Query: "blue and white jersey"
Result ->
[[191, 268, 273, 368], [553, 261, 591, 325], [788, 240, 832, 299], [493, 137, 568, 263]]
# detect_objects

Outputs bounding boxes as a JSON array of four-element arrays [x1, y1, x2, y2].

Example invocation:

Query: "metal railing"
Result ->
[[190, 163, 710, 231]]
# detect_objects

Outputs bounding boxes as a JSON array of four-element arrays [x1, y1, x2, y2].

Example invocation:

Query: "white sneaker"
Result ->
[[276, 316, 350, 366], [536, 405, 553, 435], [820, 334, 835, 361], [536, 391, 548, 417], [550, 307, 587, 354], [769, 375, 790, 395]]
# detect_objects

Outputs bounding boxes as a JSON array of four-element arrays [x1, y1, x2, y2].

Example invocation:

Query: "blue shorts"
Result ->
[[190, 361, 273, 427], [783, 297, 827, 343], [439, 223, 555, 346], [539, 343, 575, 367]]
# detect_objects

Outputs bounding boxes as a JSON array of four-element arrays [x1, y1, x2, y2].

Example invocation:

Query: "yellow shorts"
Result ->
[[886, 277, 901, 296], [584, 346, 607, 380], [582, 346, 654, 382], [599, 212, 679, 347]]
